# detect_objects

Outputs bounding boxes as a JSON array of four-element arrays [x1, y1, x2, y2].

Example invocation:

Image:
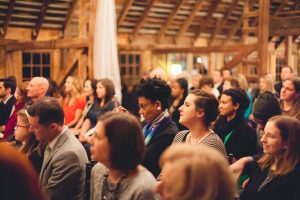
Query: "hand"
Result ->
[[79, 133, 89, 143], [230, 156, 253, 182], [113, 106, 127, 113]]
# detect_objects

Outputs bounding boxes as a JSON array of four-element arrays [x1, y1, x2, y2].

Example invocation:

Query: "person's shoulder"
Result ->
[[92, 162, 107, 174]]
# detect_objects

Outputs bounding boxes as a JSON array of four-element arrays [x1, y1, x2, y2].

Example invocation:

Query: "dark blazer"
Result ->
[[170, 97, 187, 131], [40, 128, 88, 200], [142, 117, 178, 178], [240, 162, 300, 200], [214, 116, 257, 160], [0, 95, 16, 126]]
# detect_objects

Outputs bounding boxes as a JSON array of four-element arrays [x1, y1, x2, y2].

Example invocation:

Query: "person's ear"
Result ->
[[155, 101, 162, 111], [196, 109, 204, 119], [48, 123, 58, 131], [233, 103, 240, 111]]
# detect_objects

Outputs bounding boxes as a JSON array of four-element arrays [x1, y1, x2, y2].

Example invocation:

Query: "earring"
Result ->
[[157, 107, 161, 110]]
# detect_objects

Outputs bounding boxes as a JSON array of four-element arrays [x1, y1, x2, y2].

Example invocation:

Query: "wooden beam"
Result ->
[[6, 38, 88, 51], [63, 0, 79, 32], [88, 0, 96, 79], [275, 36, 285, 49], [32, 0, 51, 40], [0, 39, 17, 47], [132, 0, 156, 40], [0, 0, 16, 38], [176, 0, 205, 39], [225, 18, 242, 43], [79, 0, 87, 38], [224, 48, 255, 69], [157, 0, 186, 42], [152, 43, 258, 53], [258, 0, 269, 76], [117, 0, 134, 27], [211, 0, 239, 43], [273, 0, 288, 16], [58, 49, 84, 86], [194, 0, 222, 40]]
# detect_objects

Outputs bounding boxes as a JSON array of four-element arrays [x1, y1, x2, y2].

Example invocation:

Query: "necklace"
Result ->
[[187, 133, 205, 145], [101, 171, 126, 200]]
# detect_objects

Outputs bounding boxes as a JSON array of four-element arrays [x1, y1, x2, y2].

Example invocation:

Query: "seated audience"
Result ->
[[240, 116, 300, 200], [4, 81, 28, 140], [62, 76, 86, 127], [155, 144, 236, 200], [71, 78, 98, 135], [214, 88, 257, 163], [89, 112, 158, 200], [199, 76, 220, 98], [0, 144, 45, 200], [0, 78, 16, 131], [78, 78, 115, 143], [135, 78, 178, 177], [26, 77, 49, 105], [174, 89, 226, 157], [27, 97, 88, 200], [280, 77, 300, 120], [169, 77, 188, 131]]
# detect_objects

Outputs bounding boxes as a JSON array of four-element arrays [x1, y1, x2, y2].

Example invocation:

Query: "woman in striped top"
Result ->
[[173, 89, 226, 157]]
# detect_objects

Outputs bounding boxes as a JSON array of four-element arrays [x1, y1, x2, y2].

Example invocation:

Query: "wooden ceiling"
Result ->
[[0, 0, 299, 43]]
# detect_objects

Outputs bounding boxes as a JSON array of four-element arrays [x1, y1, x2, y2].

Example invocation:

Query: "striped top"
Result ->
[[172, 130, 227, 158]]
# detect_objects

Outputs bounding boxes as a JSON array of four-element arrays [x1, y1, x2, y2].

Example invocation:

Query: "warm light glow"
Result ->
[[197, 57, 202, 63], [170, 64, 182, 75]]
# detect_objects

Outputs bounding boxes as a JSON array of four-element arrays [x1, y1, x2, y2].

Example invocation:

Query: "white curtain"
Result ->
[[94, 0, 122, 102]]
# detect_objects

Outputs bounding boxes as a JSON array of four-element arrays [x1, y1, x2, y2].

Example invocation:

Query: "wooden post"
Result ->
[[78, 0, 87, 80], [285, 36, 293, 68], [258, 0, 270, 76], [88, 0, 96, 79]]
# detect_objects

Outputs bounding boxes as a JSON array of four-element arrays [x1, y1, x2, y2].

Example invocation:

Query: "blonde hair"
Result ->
[[237, 74, 249, 91], [160, 144, 236, 200], [260, 74, 275, 92], [258, 115, 300, 176]]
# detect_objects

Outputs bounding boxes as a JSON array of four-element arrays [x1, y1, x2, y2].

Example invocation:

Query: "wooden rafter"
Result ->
[[176, 0, 205, 39], [117, 0, 134, 27], [62, 0, 79, 32], [273, 0, 288, 16], [211, 0, 239, 43], [224, 48, 256, 69], [225, 18, 242, 43], [194, 0, 222, 40], [0, 0, 16, 38], [32, 0, 51, 40], [152, 43, 258, 53], [6, 38, 88, 52], [132, 0, 156, 40], [156, 0, 186, 42]]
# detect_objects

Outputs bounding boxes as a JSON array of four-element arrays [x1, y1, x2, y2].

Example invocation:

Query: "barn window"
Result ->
[[119, 51, 141, 88], [22, 51, 51, 81]]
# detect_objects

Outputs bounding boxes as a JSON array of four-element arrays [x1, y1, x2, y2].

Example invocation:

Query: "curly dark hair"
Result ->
[[135, 78, 171, 110], [189, 89, 219, 127]]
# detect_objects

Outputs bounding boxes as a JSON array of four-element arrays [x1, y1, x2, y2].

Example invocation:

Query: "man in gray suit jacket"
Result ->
[[27, 97, 88, 200]]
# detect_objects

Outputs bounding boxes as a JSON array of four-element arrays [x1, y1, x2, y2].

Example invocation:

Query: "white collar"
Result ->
[[3, 95, 13, 104]]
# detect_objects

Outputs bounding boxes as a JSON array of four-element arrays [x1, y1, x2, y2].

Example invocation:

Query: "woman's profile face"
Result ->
[[261, 121, 286, 158], [64, 77, 73, 93], [178, 94, 198, 128], [138, 96, 161, 123], [89, 122, 111, 166], [280, 80, 296, 101], [14, 116, 30, 142], [171, 82, 183, 98], [96, 82, 106, 99], [83, 80, 93, 97]]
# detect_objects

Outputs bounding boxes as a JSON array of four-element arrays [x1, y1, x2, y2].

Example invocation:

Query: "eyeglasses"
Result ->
[[16, 124, 29, 129]]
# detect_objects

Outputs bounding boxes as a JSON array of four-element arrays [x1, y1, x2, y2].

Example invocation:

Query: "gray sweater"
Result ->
[[90, 163, 159, 200]]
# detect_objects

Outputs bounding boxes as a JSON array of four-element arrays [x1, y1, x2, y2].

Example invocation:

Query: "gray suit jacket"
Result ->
[[40, 128, 88, 200]]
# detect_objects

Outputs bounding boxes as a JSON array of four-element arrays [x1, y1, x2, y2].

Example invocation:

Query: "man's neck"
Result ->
[[3, 94, 12, 103]]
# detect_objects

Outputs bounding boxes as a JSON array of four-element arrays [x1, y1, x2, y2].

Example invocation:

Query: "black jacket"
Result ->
[[240, 162, 300, 200], [142, 117, 178, 178], [0, 96, 16, 126], [213, 115, 257, 160]]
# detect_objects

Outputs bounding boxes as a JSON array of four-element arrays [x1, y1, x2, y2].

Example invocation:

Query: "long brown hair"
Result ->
[[258, 115, 300, 175]]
